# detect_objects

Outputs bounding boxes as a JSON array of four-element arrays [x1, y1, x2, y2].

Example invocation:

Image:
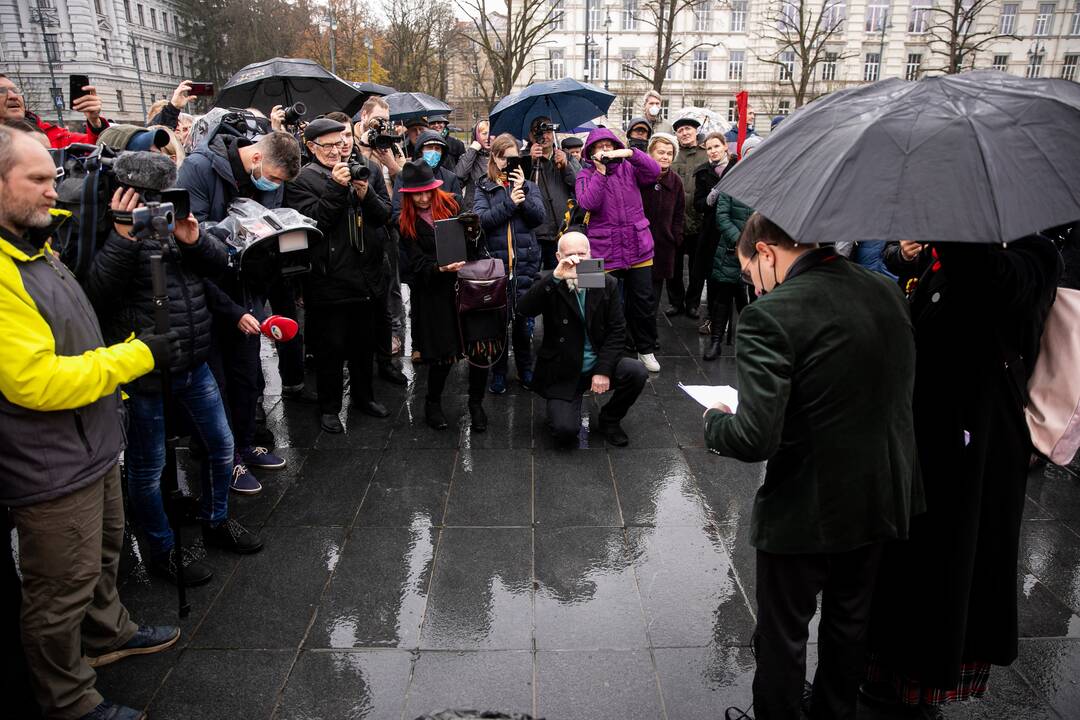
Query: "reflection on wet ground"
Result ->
[[99, 311, 1080, 719]]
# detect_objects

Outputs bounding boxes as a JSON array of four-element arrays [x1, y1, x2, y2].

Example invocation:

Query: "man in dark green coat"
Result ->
[[704, 212, 920, 720]]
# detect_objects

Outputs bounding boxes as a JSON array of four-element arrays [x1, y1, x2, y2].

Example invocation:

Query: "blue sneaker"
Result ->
[[229, 463, 262, 495], [488, 373, 507, 395], [239, 446, 286, 470], [85, 625, 180, 668]]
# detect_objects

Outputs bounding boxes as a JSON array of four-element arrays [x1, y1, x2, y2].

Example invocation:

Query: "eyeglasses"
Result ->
[[739, 253, 756, 286], [0, 86, 23, 96], [311, 139, 347, 149]]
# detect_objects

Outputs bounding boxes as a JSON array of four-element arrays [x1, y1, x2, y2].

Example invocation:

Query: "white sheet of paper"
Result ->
[[678, 383, 739, 413]]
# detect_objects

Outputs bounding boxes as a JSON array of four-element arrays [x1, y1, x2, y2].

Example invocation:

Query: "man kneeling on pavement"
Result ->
[[0, 125, 178, 720], [517, 231, 648, 446]]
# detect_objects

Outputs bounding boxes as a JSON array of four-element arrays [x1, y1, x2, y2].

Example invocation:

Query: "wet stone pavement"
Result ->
[[98, 311, 1080, 720]]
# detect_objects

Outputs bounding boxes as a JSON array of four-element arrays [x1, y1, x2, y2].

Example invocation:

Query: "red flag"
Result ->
[[736, 91, 748, 160]]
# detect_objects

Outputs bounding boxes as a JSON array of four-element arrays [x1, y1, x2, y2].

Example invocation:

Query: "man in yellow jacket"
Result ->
[[0, 125, 179, 720]]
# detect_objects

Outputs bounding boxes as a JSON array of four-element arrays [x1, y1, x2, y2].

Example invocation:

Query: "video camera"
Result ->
[[366, 117, 403, 149], [531, 121, 559, 143], [216, 198, 318, 295]]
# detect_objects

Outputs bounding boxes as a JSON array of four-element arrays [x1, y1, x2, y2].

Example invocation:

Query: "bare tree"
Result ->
[[926, 0, 1018, 74], [454, 0, 560, 97], [622, 0, 718, 92], [381, 0, 458, 95], [754, 0, 855, 108]]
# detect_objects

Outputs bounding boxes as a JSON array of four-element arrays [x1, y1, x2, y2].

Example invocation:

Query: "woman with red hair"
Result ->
[[399, 158, 489, 431]]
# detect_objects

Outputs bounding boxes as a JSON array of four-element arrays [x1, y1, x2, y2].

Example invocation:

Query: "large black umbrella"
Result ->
[[718, 70, 1080, 244], [385, 92, 452, 122], [216, 58, 365, 119]]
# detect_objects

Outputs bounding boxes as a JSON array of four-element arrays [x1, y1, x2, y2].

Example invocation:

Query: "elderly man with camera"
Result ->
[[523, 115, 579, 271], [285, 118, 393, 434]]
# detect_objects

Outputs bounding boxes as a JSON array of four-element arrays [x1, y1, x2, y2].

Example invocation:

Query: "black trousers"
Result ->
[[707, 280, 750, 340], [686, 229, 718, 312], [266, 278, 304, 388], [546, 357, 648, 440], [426, 361, 487, 404], [493, 290, 534, 378], [207, 324, 262, 452], [309, 300, 377, 415], [667, 231, 697, 308], [610, 266, 658, 354], [753, 543, 883, 720], [2, 511, 40, 718]]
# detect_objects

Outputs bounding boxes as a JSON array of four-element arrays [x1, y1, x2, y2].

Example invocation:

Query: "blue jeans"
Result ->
[[125, 363, 233, 559]]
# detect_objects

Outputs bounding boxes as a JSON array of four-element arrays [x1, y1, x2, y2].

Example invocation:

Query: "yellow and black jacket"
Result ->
[[0, 211, 154, 507]]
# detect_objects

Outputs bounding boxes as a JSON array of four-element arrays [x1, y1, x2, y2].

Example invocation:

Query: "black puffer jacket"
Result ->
[[285, 157, 392, 305], [84, 228, 228, 383]]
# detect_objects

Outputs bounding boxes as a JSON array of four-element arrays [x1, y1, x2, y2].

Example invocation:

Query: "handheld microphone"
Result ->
[[260, 315, 298, 342]]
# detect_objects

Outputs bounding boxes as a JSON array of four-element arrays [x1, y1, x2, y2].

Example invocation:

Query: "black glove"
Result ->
[[458, 212, 480, 233], [138, 331, 180, 369]]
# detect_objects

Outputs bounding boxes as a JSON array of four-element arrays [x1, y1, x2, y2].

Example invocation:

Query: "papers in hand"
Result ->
[[679, 383, 739, 413]]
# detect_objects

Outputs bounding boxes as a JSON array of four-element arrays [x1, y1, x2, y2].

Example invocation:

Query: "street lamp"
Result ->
[[604, 6, 612, 89], [1026, 39, 1046, 78], [323, 6, 338, 75], [584, 0, 592, 84], [877, 10, 891, 80], [365, 36, 373, 81], [28, 3, 63, 124]]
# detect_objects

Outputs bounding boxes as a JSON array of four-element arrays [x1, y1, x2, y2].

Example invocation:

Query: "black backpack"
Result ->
[[51, 143, 117, 280]]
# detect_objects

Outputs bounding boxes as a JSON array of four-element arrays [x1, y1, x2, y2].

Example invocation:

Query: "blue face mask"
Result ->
[[422, 149, 442, 168], [251, 162, 280, 192]]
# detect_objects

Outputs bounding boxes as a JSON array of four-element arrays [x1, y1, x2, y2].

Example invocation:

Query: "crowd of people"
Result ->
[[0, 69, 1077, 720]]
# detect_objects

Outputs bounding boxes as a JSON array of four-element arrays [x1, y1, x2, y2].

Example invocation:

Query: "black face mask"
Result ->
[[628, 138, 648, 152]]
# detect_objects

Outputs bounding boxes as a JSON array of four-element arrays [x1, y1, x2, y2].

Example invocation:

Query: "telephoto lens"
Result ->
[[283, 102, 307, 126]]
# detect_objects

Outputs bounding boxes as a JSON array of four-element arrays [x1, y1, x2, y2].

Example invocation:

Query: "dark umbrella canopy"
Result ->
[[385, 92, 452, 122], [352, 81, 397, 97], [489, 78, 615, 141], [216, 57, 365, 119], [718, 71, 1080, 245]]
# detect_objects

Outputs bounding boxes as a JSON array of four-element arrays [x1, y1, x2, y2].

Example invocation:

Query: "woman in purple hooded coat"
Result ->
[[575, 127, 663, 372]]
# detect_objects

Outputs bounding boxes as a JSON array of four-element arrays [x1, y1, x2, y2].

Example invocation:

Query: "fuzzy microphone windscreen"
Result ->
[[113, 151, 178, 192]]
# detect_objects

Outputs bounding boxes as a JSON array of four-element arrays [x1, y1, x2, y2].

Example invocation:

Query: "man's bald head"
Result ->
[[557, 231, 590, 260]]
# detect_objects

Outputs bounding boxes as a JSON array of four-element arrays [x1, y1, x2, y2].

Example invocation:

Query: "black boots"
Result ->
[[469, 401, 487, 433], [703, 334, 723, 361], [703, 300, 730, 362], [425, 399, 448, 430]]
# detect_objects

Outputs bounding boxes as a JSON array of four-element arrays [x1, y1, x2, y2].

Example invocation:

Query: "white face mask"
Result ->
[[648, 105, 660, 117]]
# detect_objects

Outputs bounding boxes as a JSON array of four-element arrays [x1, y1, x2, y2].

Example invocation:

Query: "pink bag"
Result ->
[[1024, 287, 1080, 465]]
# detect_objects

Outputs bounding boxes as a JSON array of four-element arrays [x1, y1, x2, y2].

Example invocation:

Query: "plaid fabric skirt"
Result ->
[[866, 655, 992, 706]]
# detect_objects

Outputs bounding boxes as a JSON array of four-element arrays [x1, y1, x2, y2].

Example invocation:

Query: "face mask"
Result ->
[[251, 162, 280, 192], [422, 150, 442, 168], [628, 138, 648, 152], [439, 126, 449, 137], [647, 105, 660, 117]]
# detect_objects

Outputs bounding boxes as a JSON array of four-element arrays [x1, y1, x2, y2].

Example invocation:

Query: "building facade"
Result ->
[[447, 0, 1080, 128], [0, 0, 197, 125]]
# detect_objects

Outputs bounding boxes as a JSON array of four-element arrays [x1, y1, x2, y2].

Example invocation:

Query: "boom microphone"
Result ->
[[113, 151, 178, 192]]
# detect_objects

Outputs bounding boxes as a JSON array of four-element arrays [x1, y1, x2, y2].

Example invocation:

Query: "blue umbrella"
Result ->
[[489, 78, 615, 140], [570, 120, 599, 132]]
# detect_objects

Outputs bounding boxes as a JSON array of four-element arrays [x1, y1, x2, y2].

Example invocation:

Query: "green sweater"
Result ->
[[704, 252, 922, 554]]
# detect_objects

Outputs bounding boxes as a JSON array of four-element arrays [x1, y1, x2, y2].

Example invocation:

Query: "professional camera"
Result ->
[[216, 198, 319, 295], [132, 202, 176, 241], [365, 117, 403, 149], [282, 102, 307, 127], [531, 121, 559, 142], [348, 162, 371, 182]]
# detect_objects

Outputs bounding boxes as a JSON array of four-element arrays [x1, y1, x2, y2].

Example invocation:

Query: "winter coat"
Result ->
[[454, 142, 490, 209], [473, 176, 546, 295], [0, 217, 153, 507], [523, 145, 579, 246], [284, 157, 391, 306], [711, 192, 753, 284], [391, 130, 463, 223], [400, 215, 480, 362], [692, 160, 725, 262], [84, 227, 228, 383], [868, 238, 1060, 688], [640, 170, 685, 281], [29, 110, 110, 150], [670, 143, 707, 237], [704, 249, 920, 554], [575, 128, 662, 271], [178, 134, 284, 223], [517, 271, 627, 401]]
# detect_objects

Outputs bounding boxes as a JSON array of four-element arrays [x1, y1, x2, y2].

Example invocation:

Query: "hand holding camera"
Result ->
[[270, 105, 286, 132], [331, 162, 352, 187], [170, 81, 196, 110], [111, 187, 141, 240], [529, 143, 544, 160], [554, 253, 581, 280]]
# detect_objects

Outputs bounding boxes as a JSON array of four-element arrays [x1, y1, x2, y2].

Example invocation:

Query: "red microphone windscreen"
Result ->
[[260, 315, 298, 342]]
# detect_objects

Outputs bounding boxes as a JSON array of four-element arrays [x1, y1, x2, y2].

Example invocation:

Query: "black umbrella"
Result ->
[[352, 81, 397, 97], [215, 57, 365, 120], [385, 92, 452, 122], [718, 71, 1080, 244]]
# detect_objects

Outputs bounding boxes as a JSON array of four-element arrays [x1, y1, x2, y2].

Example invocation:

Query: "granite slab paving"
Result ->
[[93, 309, 1080, 720]]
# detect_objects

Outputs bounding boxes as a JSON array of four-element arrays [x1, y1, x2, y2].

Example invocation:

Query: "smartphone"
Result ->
[[160, 188, 191, 220], [69, 75, 90, 109], [503, 156, 524, 176], [187, 82, 215, 97], [575, 257, 606, 288]]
